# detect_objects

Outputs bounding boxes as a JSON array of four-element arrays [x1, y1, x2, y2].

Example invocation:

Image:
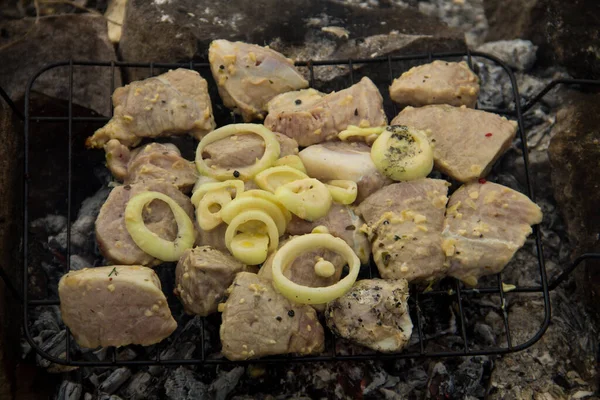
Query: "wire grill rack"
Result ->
[[8, 50, 600, 367]]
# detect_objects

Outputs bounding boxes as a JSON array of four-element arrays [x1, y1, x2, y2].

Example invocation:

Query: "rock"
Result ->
[[0, 14, 121, 116], [417, 0, 488, 47], [484, 0, 600, 78], [98, 368, 132, 395], [164, 367, 208, 400], [18, 92, 105, 221], [477, 40, 538, 71], [548, 91, 600, 309], [209, 367, 244, 400], [483, 0, 544, 43], [0, 93, 22, 400], [120, 0, 465, 81], [542, 0, 600, 79]]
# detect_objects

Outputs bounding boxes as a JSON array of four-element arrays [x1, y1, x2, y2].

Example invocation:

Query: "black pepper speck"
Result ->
[[288, 310, 295, 317]]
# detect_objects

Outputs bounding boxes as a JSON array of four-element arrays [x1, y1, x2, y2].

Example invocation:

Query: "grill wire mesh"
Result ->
[[20, 51, 600, 367]]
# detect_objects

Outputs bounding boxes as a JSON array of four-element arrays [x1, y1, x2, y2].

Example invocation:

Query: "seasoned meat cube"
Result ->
[[390, 61, 479, 108], [59, 266, 177, 348], [265, 77, 387, 147], [209, 40, 308, 121], [299, 142, 392, 203], [326, 279, 412, 352], [357, 179, 449, 282], [105, 140, 197, 193], [267, 89, 325, 113], [96, 181, 196, 266], [286, 203, 371, 264], [195, 223, 229, 253], [442, 181, 543, 285], [175, 246, 245, 316], [202, 131, 298, 170], [220, 272, 325, 360], [87, 69, 215, 148], [391, 105, 517, 182]]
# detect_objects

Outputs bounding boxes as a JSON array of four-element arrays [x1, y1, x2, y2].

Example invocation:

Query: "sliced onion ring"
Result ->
[[271, 233, 360, 304], [275, 178, 332, 221], [195, 124, 280, 181], [125, 191, 195, 262], [197, 189, 232, 230], [190, 179, 244, 206], [225, 209, 279, 265], [325, 180, 358, 205], [254, 165, 308, 193], [274, 155, 307, 174], [221, 196, 288, 236]]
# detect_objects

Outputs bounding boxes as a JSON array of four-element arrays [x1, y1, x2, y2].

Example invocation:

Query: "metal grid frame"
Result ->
[[15, 51, 600, 367]]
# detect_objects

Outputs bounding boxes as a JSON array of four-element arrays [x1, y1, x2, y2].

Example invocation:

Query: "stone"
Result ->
[[477, 40, 538, 71], [164, 367, 208, 400], [120, 0, 465, 81], [417, 0, 488, 47], [483, 0, 544, 43], [0, 14, 121, 116], [548, 91, 600, 309], [484, 0, 600, 79], [542, 0, 600, 79]]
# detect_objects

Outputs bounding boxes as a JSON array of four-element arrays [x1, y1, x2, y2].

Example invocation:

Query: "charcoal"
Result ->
[[56, 380, 82, 400], [37, 329, 67, 368], [164, 367, 208, 400], [98, 367, 132, 395], [121, 372, 155, 400], [209, 366, 244, 400]]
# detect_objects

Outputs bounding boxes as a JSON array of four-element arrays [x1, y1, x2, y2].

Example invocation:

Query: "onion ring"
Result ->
[[271, 233, 360, 304], [225, 209, 279, 265], [125, 191, 195, 262], [195, 124, 280, 181]]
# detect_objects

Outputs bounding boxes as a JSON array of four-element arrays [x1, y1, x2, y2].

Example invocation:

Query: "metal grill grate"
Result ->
[[18, 51, 600, 367]]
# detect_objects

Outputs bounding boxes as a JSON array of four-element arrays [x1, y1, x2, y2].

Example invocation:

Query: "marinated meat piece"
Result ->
[[202, 131, 298, 169], [357, 179, 449, 282], [195, 222, 229, 253], [59, 266, 177, 348], [96, 181, 196, 266], [390, 61, 479, 108], [220, 272, 325, 360], [299, 142, 392, 203], [267, 89, 325, 113], [326, 279, 412, 352], [286, 203, 371, 264], [209, 40, 308, 121], [265, 77, 387, 147], [105, 140, 197, 193], [87, 69, 215, 148], [442, 181, 543, 285], [175, 246, 245, 316], [392, 105, 517, 182]]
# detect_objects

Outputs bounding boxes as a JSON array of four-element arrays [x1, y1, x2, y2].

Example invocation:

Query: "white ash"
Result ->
[[164, 367, 208, 400], [477, 39, 538, 71], [31, 215, 67, 234]]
